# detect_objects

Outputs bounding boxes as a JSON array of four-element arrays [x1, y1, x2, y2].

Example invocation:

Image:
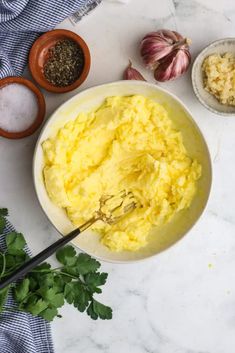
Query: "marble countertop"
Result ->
[[1, 0, 235, 352]]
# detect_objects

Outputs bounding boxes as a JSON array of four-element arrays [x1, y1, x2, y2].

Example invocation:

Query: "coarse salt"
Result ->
[[0, 83, 38, 133]]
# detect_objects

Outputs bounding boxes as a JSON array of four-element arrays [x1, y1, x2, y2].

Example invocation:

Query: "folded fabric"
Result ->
[[0, 220, 54, 353], [0, 0, 101, 79], [105, 0, 130, 3]]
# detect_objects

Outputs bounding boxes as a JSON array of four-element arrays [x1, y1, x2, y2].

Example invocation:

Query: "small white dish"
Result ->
[[33, 81, 212, 263], [192, 38, 235, 116]]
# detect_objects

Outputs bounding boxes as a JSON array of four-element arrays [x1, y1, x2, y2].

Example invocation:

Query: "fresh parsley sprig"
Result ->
[[0, 208, 112, 322]]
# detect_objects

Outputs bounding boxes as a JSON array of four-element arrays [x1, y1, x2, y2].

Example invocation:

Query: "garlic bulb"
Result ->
[[123, 61, 146, 81], [140, 29, 191, 81]]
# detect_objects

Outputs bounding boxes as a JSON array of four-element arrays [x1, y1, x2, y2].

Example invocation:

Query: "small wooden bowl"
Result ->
[[29, 29, 91, 93], [0, 77, 46, 139]]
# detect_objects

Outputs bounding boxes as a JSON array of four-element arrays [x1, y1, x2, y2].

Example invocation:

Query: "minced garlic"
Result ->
[[202, 52, 235, 106]]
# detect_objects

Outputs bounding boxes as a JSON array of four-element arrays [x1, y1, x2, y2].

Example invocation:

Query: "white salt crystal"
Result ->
[[0, 83, 38, 133]]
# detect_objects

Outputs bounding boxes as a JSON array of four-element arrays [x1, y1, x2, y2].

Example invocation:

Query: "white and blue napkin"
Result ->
[[0, 220, 54, 353], [0, 0, 101, 79]]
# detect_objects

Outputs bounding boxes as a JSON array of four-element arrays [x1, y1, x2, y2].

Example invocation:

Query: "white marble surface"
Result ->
[[1, 0, 235, 352]]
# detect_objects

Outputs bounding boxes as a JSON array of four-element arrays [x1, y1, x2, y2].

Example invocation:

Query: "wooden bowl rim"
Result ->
[[0, 77, 46, 139], [29, 29, 91, 93]]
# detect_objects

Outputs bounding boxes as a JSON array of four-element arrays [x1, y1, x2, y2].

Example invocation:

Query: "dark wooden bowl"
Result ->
[[0, 77, 45, 139], [29, 29, 91, 93]]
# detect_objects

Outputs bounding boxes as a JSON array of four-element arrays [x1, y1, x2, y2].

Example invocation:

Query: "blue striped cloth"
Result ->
[[0, 220, 54, 353], [0, 0, 101, 79]]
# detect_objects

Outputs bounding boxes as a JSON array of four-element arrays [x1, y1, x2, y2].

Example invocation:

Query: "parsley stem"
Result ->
[[1, 264, 21, 278], [54, 271, 78, 279], [50, 267, 63, 272], [29, 267, 62, 274], [30, 269, 51, 273], [0, 253, 6, 279]]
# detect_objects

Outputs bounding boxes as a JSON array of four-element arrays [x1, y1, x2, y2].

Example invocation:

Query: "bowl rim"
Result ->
[[0, 76, 46, 139], [191, 37, 235, 116], [29, 29, 91, 94], [33, 80, 212, 263]]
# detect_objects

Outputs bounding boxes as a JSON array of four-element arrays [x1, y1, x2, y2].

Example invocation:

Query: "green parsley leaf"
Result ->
[[0, 207, 113, 322], [6, 232, 26, 254], [0, 208, 8, 217], [65, 282, 91, 312], [37, 287, 55, 301], [5, 253, 28, 270], [29, 264, 53, 288], [37, 287, 64, 308], [62, 253, 100, 276], [64, 282, 75, 304], [39, 307, 58, 322], [39, 273, 54, 288], [0, 287, 9, 312], [0, 216, 6, 234], [87, 301, 97, 320], [28, 276, 38, 291], [73, 289, 90, 312], [87, 299, 112, 320], [64, 282, 90, 309], [60, 273, 72, 283], [25, 297, 48, 316], [53, 275, 66, 293], [14, 278, 30, 302], [75, 253, 100, 275], [56, 245, 77, 266], [51, 293, 65, 308], [84, 272, 108, 293], [34, 263, 51, 272]]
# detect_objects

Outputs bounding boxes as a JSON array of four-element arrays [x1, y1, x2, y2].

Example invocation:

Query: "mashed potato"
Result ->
[[42, 95, 201, 252], [202, 53, 235, 106]]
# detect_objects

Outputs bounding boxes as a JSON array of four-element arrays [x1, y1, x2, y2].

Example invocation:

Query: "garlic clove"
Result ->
[[154, 49, 191, 82], [140, 33, 173, 68], [123, 61, 146, 81]]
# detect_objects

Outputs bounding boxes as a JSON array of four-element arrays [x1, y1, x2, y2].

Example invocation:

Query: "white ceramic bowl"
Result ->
[[192, 38, 235, 116], [33, 81, 212, 263]]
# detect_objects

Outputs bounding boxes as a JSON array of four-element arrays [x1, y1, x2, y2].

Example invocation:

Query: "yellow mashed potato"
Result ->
[[202, 52, 235, 106], [42, 95, 201, 252]]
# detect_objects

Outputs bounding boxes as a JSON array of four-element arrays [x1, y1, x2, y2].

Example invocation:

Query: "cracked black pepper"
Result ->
[[43, 39, 85, 87]]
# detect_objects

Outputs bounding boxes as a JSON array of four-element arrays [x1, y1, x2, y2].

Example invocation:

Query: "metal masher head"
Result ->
[[96, 190, 137, 225]]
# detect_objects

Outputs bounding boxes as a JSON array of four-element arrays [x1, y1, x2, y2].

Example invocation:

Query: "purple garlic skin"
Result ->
[[123, 61, 146, 81], [154, 49, 191, 82], [140, 29, 191, 80]]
